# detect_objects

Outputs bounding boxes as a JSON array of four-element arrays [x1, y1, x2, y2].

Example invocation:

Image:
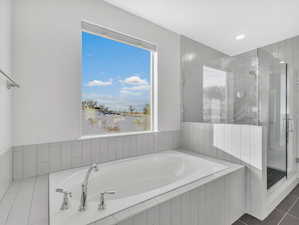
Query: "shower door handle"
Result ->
[[287, 118, 295, 133]]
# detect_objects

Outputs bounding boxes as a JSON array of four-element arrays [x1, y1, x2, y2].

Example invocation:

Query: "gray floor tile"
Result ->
[[261, 209, 284, 225], [290, 185, 299, 197], [238, 210, 284, 225], [279, 214, 299, 225], [232, 220, 247, 225], [276, 194, 298, 213], [289, 199, 299, 219], [239, 214, 262, 225]]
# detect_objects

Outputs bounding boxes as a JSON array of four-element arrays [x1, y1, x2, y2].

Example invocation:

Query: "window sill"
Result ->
[[79, 130, 159, 141]]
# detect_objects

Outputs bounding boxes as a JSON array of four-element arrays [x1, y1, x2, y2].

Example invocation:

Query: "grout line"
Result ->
[[26, 177, 37, 225], [238, 219, 248, 225], [286, 213, 299, 220], [239, 217, 249, 225], [277, 212, 289, 225], [277, 198, 299, 225], [4, 181, 22, 225], [287, 197, 299, 219]]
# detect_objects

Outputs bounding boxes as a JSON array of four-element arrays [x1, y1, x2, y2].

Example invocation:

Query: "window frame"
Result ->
[[80, 21, 157, 139]]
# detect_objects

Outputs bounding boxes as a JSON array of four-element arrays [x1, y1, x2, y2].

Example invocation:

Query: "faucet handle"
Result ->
[[98, 191, 116, 210], [56, 188, 72, 197], [56, 188, 72, 210], [102, 191, 116, 195], [91, 163, 99, 172]]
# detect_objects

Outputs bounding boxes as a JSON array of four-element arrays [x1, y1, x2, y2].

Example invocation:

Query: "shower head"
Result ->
[[249, 70, 257, 77]]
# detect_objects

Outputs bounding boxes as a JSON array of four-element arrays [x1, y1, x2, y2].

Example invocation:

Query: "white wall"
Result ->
[[12, 0, 181, 146], [0, 0, 12, 199]]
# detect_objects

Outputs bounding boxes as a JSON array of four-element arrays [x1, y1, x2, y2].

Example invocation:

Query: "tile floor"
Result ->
[[233, 184, 299, 225], [267, 168, 286, 189]]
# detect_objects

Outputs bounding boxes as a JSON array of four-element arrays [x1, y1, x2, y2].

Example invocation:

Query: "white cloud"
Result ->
[[87, 79, 112, 87], [120, 76, 148, 85], [122, 85, 150, 91]]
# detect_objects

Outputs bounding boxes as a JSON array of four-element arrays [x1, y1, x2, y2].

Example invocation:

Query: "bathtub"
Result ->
[[49, 150, 229, 225]]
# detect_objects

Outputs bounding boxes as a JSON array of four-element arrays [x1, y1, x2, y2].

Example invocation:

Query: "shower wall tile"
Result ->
[[71, 141, 82, 168], [23, 145, 37, 178], [61, 141, 72, 170], [147, 206, 159, 225], [49, 143, 61, 173], [13, 149, 23, 180], [37, 144, 49, 176], [81, 140, 92, 166], [12, 130, 180, 180], [181, 122, 263, 219], [181, 122, 263, 168], [0, 149, 12, 199]]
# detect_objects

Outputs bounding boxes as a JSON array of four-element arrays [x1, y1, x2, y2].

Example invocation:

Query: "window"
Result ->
[[81, 22, 156, 136]]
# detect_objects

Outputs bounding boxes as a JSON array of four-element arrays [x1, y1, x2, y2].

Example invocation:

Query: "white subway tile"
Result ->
[[37, 144, 49, 175], [23, 145, 37, 178], [61, 141, 72, 170], [71, 141, 82, 168], [129, 135, 138, 157], [82, 140, 92, 166], [159, 201, 171, 225], [90, 139, 99, 163], [107, 138, 118, 161], [98, 138, 109, 163], [231, 125, 241, 160], [13, 150, 24, 180], [117, 218, 133, 225], [170, 196, 182, 225], [114, 137, 124, 160], [49, 143, 62, 172], [241, 125, 251, 165], [146, 206, 159, 225], [133, 211, 147, 225], [181, 191, 192, 225]]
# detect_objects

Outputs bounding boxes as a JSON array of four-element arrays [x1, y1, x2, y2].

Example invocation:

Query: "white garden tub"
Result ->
[[49, 151, 228, 225]]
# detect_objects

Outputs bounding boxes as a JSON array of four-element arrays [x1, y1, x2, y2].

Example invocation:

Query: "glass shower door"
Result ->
[[259, 48, 288, 189]]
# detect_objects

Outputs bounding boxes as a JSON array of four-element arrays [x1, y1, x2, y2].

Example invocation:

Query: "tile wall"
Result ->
[[12, 130, 180, 180], [181, 122, 265, 218], [114, 168, 245, 225]]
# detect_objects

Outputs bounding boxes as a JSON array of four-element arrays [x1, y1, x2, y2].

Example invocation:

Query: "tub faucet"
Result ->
[[56, 188, 72, 210], [79, 163, 99, 211], [98, 191, 116, 210]]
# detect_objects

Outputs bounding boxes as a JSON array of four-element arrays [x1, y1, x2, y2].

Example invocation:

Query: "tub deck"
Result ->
[[0, 150, 244, 225], [0, 176, 48, 225]]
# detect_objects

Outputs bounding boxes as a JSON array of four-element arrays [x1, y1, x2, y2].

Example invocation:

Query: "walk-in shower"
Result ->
[[182, 46, 290, 189]]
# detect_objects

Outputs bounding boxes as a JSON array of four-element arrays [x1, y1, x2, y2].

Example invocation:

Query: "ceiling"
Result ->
[[104, 0, 299, 56]]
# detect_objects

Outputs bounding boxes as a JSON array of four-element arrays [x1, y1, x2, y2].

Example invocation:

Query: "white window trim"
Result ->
[[80, 21, 157, 139]]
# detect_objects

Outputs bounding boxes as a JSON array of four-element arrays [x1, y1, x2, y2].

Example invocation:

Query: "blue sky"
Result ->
[[82, 31, 151, 112]]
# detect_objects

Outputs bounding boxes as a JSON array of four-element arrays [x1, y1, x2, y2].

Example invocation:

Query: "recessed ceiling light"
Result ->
[[235, 34, 246, 40], [280, 61, 285, 64]]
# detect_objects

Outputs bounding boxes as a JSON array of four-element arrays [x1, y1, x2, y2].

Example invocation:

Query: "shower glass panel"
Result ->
[[258, 48, 287, 189], [182, 44, 288, 189], [200, 50, 259, 124]]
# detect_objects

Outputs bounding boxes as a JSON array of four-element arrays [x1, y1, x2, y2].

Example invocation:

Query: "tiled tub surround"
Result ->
[[49, 151, 229, 225], [12, 130, 180, 180], [0, 150, 12, 199], [0, 150, 245, 225], [181, 122, 265, 217], [180, 122, 298, 220], [181, 122, 263, 166]]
